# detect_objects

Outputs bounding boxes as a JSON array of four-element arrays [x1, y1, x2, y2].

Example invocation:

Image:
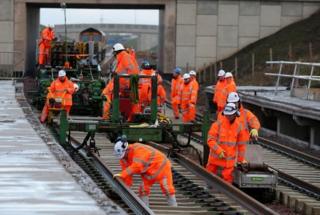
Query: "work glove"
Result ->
[[250, 129, 259, 140], [113, 173, 122, 179], [218, 151, 225, 159]]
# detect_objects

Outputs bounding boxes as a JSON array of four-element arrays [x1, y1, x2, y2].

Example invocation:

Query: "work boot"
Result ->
[[140, 195, 149, 207], [167, 194, 178, 207]]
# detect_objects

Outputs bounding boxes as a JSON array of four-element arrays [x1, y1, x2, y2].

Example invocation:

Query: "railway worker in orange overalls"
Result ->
[[40, 70, 75, 123], [189, 70, 199, 92], [226, 92, 260, 141], [225, 72, 237, 93], [213, 69, 227, 115], [113, 136, 177, 207], [113, 43, 140, 121], [38, 26, 55, 66], [157, 76, 167, 107], [206, 103, 248, 183], [138, 61, 156, 111], [178, 73, 198, 123], [171, 67, 183, 119], [101, 79, 114, 120]]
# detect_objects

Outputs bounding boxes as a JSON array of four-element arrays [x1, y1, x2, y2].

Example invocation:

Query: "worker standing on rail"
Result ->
[[113, 136, 178, 207], [226, 92, 260, 141], [101, 79, 114, 120], [113, 43, 140, 121], [40, 70, 75, 123], [213, 69, 227, 115], [171, 67, 183, 119], [178, 73, 198, 123], [206, 103, 248, 183], [189, 70, 199, 92], [38, 26, 55, 66]]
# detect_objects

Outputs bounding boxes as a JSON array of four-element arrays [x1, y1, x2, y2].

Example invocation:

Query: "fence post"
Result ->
[[269, 48, 273, 69], [209, 64, 214, 83], [219, 61, 223, 69], [309, 42, 313, 60], [234, 57, 238, 79], [251, 53, 255, 77], [186, 62, 189, 73]]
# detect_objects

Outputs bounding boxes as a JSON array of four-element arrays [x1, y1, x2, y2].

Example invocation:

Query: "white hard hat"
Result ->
[[113, 43, 125, 52], [189, 70, 196, 76], [113, 136, 128, 159], [73, 83, 79, 92], [227, 92, 240, 103], [218, 69, 225, 77], [58, 70, 66, 77], [183, 73, 191, 80], [223, 103, 238, 116], [225, 72, 233, 78]]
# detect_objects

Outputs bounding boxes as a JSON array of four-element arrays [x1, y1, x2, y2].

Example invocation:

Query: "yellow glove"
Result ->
[[218, 151, 225, 159], [113, 173, 122, 179], [250, 129, 259, 139]]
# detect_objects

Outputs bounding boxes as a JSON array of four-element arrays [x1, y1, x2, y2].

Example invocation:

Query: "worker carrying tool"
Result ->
[[171, 67, 183, 119], [206, 103, 248, 183], [226, 92, 260, 140], [40, 70, 75, 123], [101, 79, 114, 120], [113, 136, 177, 207], [189, 70, 199, 91], [38, 26, 55, 66], [112, 43, 140, 121], [213, 69, 227, 115], [177, 73, 198, 123]]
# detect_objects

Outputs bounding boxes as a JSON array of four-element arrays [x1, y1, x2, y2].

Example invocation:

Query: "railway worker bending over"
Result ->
[[40, 70, 75, 123], [206, 103, 248, 183], [226, 92, 260, 141], [113, 136, 178, 207]]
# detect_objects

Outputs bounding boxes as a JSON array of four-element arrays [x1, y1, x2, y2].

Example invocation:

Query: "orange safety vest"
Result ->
[[171, 76, 183, 101], [48, 77, 75, 106], [39, 27, 55, 47], [191, 77, 199, 92], [120, 143, 170, 184], [239, 107, 260, 139], [115, 51, 139, 91], [139, 69, 156, 105], [226, 78, 237, 94], [207, 116, 248, 168]]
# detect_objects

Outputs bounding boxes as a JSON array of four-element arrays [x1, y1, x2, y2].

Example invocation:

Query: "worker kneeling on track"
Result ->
[[113, 136, 178, 207], [40, 70, 75, 123], [206, 103, 248, 183]]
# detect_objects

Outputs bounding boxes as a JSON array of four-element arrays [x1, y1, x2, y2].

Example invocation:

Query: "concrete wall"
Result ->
[[176, 0, 320, 71], [0, 0, 14, 73]]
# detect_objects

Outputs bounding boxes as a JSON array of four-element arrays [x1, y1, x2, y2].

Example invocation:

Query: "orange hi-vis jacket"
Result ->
[[178, 81, 197, 109], [115, 51, 139, 91], [191, 77, 199, 92], [48, 77, 75, 106], [119, 144, 173, 190], [139, 69, 156, 106], [171, 76, 183, 103], [207, 115, 248, 168], [39, 27, 55, 47], [226, 78, 237, 93], [239, 106, 260, 139], [213, 79, 227, 111], [157, 84, 166, 106]]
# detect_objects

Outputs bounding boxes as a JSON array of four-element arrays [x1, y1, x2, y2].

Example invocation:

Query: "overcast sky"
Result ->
[[40, 9, 159, 26]]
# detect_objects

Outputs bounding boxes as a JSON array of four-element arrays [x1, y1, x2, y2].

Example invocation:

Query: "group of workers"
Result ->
[[39, 40, 261, 208]]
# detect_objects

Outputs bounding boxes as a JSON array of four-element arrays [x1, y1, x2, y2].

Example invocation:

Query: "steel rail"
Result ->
[[69, 137, 155, 215], [147, 142, 278, 215]]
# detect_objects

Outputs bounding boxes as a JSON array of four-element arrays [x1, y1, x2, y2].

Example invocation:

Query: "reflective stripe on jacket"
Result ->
[[120, 143, 170, 182], [207, 116, 248, 168], [48, 77, 74, 106]]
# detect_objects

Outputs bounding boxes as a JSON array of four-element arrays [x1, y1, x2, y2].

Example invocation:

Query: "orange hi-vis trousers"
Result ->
[[206, 163, 234, 184]]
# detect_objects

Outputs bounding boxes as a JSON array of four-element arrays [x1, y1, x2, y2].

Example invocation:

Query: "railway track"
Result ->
[[68, 131, 277, 215]]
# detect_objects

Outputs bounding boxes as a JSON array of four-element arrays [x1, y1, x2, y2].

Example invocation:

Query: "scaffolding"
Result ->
[[265, 61, 320, 100]]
